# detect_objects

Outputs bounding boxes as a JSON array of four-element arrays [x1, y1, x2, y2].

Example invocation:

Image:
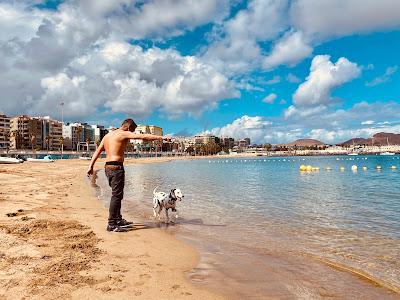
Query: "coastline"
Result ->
[[0, 159, 224, 299]]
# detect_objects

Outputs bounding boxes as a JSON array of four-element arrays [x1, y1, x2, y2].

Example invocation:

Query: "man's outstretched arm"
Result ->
[[87, 139, 105, 176], [124, 132, 164, 141]]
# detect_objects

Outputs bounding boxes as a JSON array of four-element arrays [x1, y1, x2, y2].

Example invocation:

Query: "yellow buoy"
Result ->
[[362, 166, 367, 171], [340, 166, 345, 171], [326, 166, 332, 170], [306, 165, 313, 171], [351, 165, 358, 171], [376, 165, 382, 170], [390, 166, 397, 170], [299, 165, 307, 171]]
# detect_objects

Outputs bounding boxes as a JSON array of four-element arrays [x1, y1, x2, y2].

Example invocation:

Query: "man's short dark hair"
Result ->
[[122, 118, 137, 132]]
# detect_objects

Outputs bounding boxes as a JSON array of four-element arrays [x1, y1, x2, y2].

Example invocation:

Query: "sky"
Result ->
[[0, 0, 399, 144]]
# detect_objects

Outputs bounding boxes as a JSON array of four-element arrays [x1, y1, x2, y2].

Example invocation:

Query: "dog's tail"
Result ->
[[153, 186, 159, 195]]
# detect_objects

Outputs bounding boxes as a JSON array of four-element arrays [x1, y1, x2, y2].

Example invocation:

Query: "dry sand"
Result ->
[[0, 158, 225, 300]]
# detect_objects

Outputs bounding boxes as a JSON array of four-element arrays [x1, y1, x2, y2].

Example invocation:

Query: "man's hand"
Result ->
[[87, 166, 94, 177]]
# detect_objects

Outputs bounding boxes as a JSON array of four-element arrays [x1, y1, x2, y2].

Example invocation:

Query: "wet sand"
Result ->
[[0, 158, 224, 299]]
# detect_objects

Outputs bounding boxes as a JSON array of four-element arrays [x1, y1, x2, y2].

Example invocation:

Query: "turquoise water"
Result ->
[[99, 155, 400, 299]]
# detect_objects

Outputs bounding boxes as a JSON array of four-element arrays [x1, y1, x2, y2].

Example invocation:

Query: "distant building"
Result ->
[[0, 114, 11, 150], [10, 115, 43, 150], [194, 134, 216, 145], [221, 137, 235, 149], [238, 139, 250, 148], [63, 122, 95, 151], [135, 125, 163, 136], [91, 125, 108, 144], [133, 125, 164, 151], [40, 116, 63, 150]]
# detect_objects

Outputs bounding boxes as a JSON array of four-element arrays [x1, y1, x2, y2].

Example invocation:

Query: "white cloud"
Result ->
[[292, 55, 361, 107], [286, 72, 301, 83], [207, 115, 272, 141], [262, 93, 277, 104], [290, 0, 400, 39], [111, 0, 231, 39], [204, 0, 289, 74], [0, 2, 46, 42], [366, 65, 398, 87], [0, 13, 238, 120], [361, 120, 375, 125], [263, 30, 312, 70], [265, 75, 281, 85], [208, 101, 400, 144]]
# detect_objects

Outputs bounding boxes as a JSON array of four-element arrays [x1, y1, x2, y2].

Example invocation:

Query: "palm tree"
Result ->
[[86, 137, 91, 152], [45, 135, 50, 153], [59, 137, 64, 158], [76, 126, 82, 152], [3, 130, 10, 154], [11, 130, 20, 149], [29, 133, 36, 151]]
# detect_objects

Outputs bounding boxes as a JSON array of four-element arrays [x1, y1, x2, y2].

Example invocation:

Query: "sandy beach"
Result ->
[[0, 158, 224, 299]]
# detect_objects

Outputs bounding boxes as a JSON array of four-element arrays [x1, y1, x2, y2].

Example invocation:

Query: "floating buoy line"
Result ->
[[207, 157, 398, 172]]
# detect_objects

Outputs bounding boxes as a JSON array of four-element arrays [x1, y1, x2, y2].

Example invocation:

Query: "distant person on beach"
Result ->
[[87, 118, 162, 232]]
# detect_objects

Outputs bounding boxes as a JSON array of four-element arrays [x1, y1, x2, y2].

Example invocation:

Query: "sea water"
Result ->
[[98, 155, 400, 299]]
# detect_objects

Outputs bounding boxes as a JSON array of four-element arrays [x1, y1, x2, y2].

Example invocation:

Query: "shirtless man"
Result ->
[[87, 118, 162, 232]]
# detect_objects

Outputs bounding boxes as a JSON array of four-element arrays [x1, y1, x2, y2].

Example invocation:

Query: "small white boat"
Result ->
[[27, 155, 55, 163], [0, 157, 24, 164], [380, 152, 395, 156], [79, 156, 92, 160], [347, 153, 358, 156]]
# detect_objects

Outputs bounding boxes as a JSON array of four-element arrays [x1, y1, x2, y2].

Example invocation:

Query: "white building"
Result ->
[[91, 125, 108, 143], [40, 116, 63, 150]]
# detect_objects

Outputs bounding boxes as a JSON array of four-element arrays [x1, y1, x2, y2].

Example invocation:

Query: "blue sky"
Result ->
[[0, 0, 399, 143]]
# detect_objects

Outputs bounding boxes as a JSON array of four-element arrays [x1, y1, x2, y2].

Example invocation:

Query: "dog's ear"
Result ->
[[171, 188, 176, 194]]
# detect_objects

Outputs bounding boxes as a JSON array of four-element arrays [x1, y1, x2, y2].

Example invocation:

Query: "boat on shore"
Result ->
[[0, 157, 24, 164], [347, 153, 358, 156], [380, 152, 395, 156], [27, 155, 55, 163]]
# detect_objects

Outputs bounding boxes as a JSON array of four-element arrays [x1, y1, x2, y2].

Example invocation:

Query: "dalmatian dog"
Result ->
[[153, 187, 184, 223]]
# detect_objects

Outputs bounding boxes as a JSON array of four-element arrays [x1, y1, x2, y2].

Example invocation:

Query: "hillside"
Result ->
[[340, 132, 400, 146], [286, 139, 325, 147]]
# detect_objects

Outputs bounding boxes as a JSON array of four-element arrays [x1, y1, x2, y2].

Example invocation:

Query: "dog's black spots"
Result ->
[[17, 209, 24, 212], [6, 212, 17, 217]]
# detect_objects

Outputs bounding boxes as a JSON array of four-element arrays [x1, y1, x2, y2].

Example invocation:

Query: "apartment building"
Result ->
[[194, 134, 216, 145], [41, 116, 63, 150], [63, 122, 95, 151], [91, 125, 108, 143], [135, 125, 163, 136], [0, 114, 11, 150], [10, 115, 43, 150]]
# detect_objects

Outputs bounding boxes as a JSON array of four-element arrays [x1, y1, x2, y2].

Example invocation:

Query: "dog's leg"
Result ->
[[165, 208, 169, 223], [157, 207, 163, 220]]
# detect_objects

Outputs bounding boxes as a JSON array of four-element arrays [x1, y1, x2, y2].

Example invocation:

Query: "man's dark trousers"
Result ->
[[105, 167, 125, 225]]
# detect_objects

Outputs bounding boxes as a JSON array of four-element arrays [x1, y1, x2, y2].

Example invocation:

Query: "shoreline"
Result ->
[[0, 159, 225, 299]]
